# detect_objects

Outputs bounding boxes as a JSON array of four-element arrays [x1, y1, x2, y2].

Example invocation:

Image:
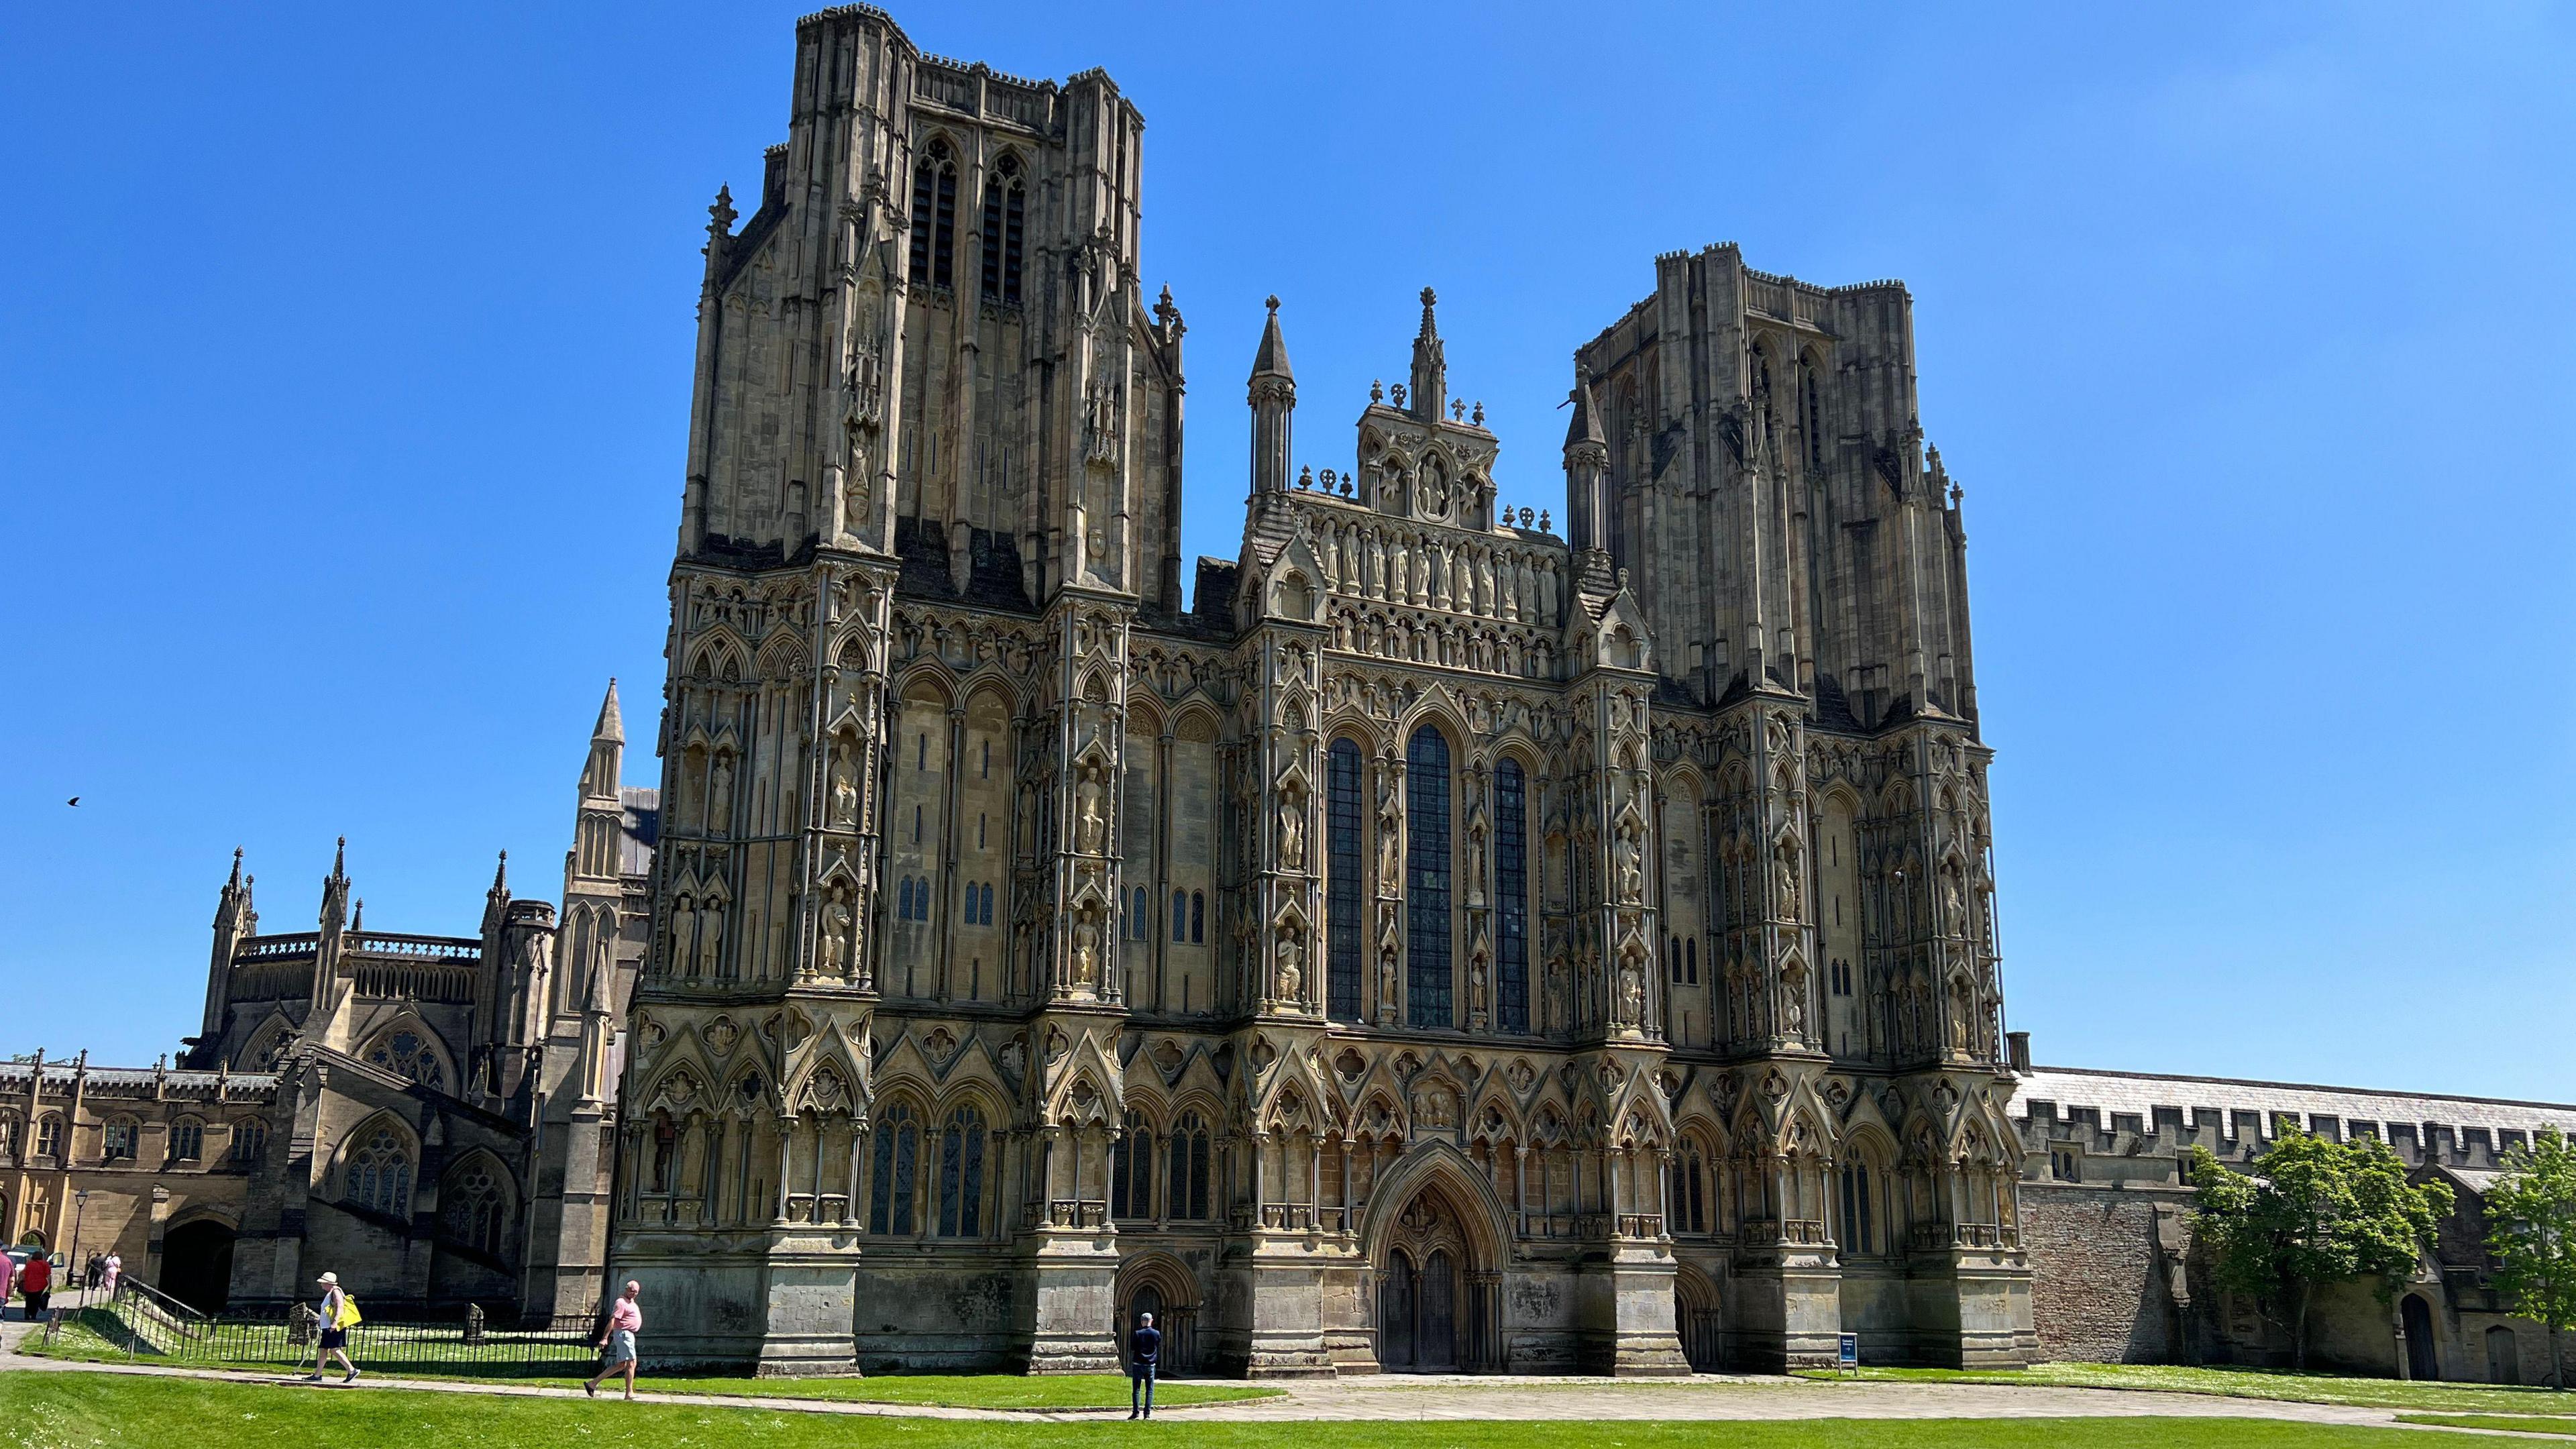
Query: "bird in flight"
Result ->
[[66, 797, 80, 806]]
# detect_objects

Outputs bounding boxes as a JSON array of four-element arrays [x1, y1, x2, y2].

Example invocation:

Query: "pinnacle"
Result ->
[[1249, 295, 1294, 383], [593, 677, 626, 744]]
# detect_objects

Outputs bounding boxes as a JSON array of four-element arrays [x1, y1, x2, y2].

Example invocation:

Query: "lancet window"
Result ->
[[869, 1102, 922, 1235], [1405, 726, 1453, 1030], [910, 140, 957, 288], [1495, 757, 1528, 1033], [980, 153, 1024, 305], [936, 1106, 986, 1238], [1326, 739, 1364, 1022]]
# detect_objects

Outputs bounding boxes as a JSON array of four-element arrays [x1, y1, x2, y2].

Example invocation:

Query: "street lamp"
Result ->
[[69, 1191, 89, 1300]]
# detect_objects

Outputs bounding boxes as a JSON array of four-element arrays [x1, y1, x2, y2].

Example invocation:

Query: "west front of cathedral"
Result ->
[[612, 4, 2021, 1377]]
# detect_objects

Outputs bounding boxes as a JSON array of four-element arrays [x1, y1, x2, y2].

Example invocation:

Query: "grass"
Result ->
[[0, 1372, 2500, 1449], [2396, 1415, 2576, 1436], [13, 1314, 1272, 1410], [1798, 1362, 2576, 1414]]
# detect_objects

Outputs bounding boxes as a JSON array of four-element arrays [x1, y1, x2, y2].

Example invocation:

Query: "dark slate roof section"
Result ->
[[1811, 672, 1863, 731]]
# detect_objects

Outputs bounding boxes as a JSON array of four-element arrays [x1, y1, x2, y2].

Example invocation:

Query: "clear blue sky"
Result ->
[[5, 3, 2570, 1100]]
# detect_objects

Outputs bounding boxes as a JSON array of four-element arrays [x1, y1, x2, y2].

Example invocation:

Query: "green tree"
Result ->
[[2188, 1129, 2451, 1371], [2485, 1125, 2576, 1390]]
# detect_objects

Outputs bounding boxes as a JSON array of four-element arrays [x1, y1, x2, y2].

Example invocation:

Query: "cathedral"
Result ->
[[22, 2, 2567, 1390], [608, 3, 2021, 1376]]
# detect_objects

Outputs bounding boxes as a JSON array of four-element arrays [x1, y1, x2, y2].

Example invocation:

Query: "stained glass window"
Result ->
[[870, 1104, 919, 1235], [1326, 739, 1364, 1021], [346, 1127, 413, 1217], [1496, 759, 1528, 1034], [1405, 727, 1452, 1030], [938, 1106, 986, 1238]]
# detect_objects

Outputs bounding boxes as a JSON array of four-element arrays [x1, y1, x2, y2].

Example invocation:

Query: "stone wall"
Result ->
[[2019, 1181, 2184, 1363]]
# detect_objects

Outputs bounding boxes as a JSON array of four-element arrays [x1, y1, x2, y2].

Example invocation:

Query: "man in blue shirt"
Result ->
[[1127, 1311, 1162, 1419]]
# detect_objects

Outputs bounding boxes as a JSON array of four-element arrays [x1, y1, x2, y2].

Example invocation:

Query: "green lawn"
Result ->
[[0, 1372, 2496, 1449], [2396, 1415, 2576, 1437], [1799, 1362, 2576, 1415], [14, 1314, 1271, 1410]]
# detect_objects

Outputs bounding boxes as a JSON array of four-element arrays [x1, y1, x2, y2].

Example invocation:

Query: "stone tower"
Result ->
[[1576, 246, 2025, 1365]]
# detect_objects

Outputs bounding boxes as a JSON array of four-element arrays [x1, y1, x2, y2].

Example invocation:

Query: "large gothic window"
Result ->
[[936, 1106, 986, 1238], [443, 1159, 508, 1256], [170, 1118, 205, 1163], [229, 1119, 266, 1167], [1326, 739, 1364, 1021], [1405, 727, 1454, 1029], [909, 140, 957, 288], [363, 1027, 443, 1088], [1495, 758, 1529, 1033], [979, 153, 1025, 305], [1165, 1112, 1212, 1220], [869, 1102, 921, 1235], [345, 1127, 413, 1218], [1111, 1112, 1153, 1220]]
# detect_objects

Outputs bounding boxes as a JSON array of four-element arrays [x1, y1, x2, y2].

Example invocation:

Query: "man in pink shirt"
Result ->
[[584, 1281, 644, 1401]]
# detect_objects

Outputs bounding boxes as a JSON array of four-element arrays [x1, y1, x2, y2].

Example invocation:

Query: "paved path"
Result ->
[[0, 1320, 2538, 1436]]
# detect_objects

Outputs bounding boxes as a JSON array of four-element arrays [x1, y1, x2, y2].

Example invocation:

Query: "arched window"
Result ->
[[1495, 758, 1528, 1032], [1405, 727, 1454, 1029], [1669, 934, 1684, 984], [936, 1106, 986, 1238], [364, 1027, 443, 1088], [103, 1118, 140, 1161], [443, 1159, 508, 1256], [1172, 889, 1188, 943], [1132, 886, 1150, 942], [1111, 1112, 1153, 1220], [1687, 1149, 1709, 1234], [1839, 1161, 1876, 1255], [1803, 362, 1825, 473], [980, 153, 1025, 305], [229, 1119, 267, 1167], [1189, 891, 1205, 945], [344, 1126, 413, 1218], [0, 1114, 17, 1157], [1326, 739, 1365, 1021], [983, 883, 996, 926], [1165, 1112, 1212, 1220], [1686, 938, 1699, 985], [869, 1103, 920, 1235], [170, 1118, 205, 1163], [909, 140, 957, 288]]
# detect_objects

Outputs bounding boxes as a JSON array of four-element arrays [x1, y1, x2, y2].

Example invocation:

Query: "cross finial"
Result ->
[[1266, 294, 1280, 314], [1420, 286, 1436, 309]]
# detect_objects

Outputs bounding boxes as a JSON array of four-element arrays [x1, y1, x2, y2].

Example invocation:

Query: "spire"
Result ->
[[592, 678, 625, 745], [1564, 368, 1607, 452], [491, 850, 510, 897], [1247, 296, 1297, 495], [1248, 295, 1293, 383], [1409, 286, 1447, 421]]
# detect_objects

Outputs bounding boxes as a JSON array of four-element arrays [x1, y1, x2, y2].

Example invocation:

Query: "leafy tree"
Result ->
[[2188, 1129, 2451, 1371], [2485, 1125, 2576, 1391]]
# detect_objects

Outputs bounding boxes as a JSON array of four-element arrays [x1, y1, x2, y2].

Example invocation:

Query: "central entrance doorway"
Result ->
[[1376, 1182, 1492, 1372]]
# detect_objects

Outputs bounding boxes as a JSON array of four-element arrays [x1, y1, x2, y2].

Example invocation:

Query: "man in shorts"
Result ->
[[584, 1280, 644, 1401]]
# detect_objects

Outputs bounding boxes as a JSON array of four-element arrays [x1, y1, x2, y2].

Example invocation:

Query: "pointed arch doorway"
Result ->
[[1372, 1179, 1498, 1372]]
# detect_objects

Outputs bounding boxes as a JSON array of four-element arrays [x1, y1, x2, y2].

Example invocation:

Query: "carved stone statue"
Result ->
[[1617, 955, 1645, 1024], [1774, 849, 1801, 921], [1276, 934, 1303, 1004], [667, 896, 696, 974], [830, 750, 858, 826], [821, 899, 851, 977], [696, 904, 724, 976], [1075, 762, 1108, 855], [1616, 826, 1644, 903], [1278, 796, 1305, 871], [1073, 912, 1101, 987], [706, 754, 734, 835]]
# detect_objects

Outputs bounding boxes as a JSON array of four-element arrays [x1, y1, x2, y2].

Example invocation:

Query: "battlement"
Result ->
[[2012, 1064, 2576, 1177]]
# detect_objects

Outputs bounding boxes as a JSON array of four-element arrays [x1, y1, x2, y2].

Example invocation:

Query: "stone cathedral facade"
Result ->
[[608, 4, 2030, 1376]]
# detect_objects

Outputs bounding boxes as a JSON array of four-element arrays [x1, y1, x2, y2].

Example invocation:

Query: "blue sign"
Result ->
[[1837, 1332, 1859, 1368]]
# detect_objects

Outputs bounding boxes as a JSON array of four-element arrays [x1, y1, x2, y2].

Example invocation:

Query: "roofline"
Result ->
[[2023, 1063, 2576, 1116]]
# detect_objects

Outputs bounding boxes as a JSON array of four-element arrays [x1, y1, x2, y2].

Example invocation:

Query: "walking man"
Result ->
[[1126, 1310, 1162, 1420], [19, 1252, 51, 1320], [307, 1272, 360, 1383], [584, 1280, 643, 1401]]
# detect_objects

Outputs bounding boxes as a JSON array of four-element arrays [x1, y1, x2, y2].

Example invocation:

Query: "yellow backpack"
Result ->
[[333, 1293, 363, 1329]]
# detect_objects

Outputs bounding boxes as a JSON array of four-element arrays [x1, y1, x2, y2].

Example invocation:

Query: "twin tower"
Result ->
[[616, 4, 2027, 1377]]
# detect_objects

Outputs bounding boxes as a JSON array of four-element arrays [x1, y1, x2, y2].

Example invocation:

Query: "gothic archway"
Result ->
[[1363, 1156, 1507, 1373], [1674, 1263, 1722, 1371], [160, 1218, 236, 1313], [1114, 1250, 1202, 1375]]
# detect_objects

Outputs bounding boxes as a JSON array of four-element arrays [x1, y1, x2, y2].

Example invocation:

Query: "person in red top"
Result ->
[[18, 1253, 52, 1319], [584, 1281, 644, 1401]]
